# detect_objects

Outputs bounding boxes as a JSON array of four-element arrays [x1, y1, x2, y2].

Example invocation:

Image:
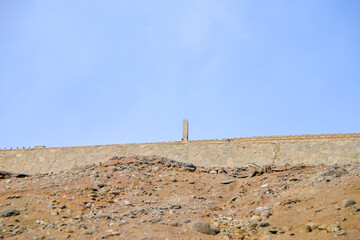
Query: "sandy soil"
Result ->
[[0, 155, 359, 240]]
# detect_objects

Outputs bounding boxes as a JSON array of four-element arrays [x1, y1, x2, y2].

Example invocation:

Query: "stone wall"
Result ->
[[0, 133, 359, 174]]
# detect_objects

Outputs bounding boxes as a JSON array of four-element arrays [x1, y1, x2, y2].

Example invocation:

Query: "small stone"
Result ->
[[299, 225, 312, 233], [233, 229, 244, 235], [245, 221, 257, 231], [261, 211, 271, 219], [85, 203, 93, 208], [169, 221, 181, 227], [267, 227, 282, 234], [318, 224, 327, 230], [343, 199, 356, 207], [6, 195, 23, 199], [183, 219, 191, 223], [170, 177, 177, 182], [172, 204, 181, 209], [307, 222, 320, 231], [185, 164, 196, 172], [229, 196, 238, 203], [258, 221, 270, 228], [0, 209, 20, 217], [256, 206, 270, 212], [192, 221, 219, 235], [338, 230, 347, 236], [251, 215, 261, 222], [149, 218, 161, 223], [219, 179, 235, 184], [327, 224, 340, 233], [96, 181, 105, 188], [65, 228, 73, 233]]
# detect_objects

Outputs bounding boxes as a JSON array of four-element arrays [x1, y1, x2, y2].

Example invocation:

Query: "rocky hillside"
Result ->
[[0, 156, 359, 239]]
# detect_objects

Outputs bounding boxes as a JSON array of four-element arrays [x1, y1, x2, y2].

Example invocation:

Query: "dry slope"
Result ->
[[0, 156, 359, 240]]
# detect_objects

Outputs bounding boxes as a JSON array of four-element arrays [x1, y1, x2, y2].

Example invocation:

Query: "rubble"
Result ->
[[0, 155, 359, 239]]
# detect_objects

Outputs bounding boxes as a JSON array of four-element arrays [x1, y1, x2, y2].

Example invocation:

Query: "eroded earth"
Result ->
[[0, 156, 359, 239]]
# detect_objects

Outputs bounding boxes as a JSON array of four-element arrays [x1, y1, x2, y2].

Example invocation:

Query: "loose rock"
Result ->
[[192, 221, 219, 235], [343, 199, 356, 207], [0, 209, 20, 217]]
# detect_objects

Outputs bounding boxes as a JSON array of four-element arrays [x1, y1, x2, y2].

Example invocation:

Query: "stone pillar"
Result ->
[[183, 119, 189, 143]]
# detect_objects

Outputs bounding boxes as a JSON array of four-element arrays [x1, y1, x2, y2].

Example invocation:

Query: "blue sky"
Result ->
[[1, 1, 359, 148]]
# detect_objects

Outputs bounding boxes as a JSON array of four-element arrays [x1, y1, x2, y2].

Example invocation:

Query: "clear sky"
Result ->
[[1, 1, 359, 148]]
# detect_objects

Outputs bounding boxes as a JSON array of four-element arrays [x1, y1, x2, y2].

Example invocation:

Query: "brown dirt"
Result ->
[[0, 156, 359, 240]]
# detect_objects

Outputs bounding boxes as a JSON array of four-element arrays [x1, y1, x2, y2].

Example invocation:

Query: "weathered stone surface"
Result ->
[[327, 224, 341, 233], [218, 179, 235, 184], [343, 199, 356, 207], [1, 133, 360, 174], [0, 209, 20, 217], [306, 222, 320, 231], [299, 225, 312, 233], [191, 221, 219, 235]]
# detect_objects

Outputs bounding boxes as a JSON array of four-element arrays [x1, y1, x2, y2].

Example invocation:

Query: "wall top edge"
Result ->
[[194, 132, 360, 143], [1, 133, 359, 152]]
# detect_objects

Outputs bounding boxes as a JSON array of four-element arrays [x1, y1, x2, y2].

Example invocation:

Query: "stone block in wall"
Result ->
[[278, 139, 360, 165], [230, 143, 275, 166]]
